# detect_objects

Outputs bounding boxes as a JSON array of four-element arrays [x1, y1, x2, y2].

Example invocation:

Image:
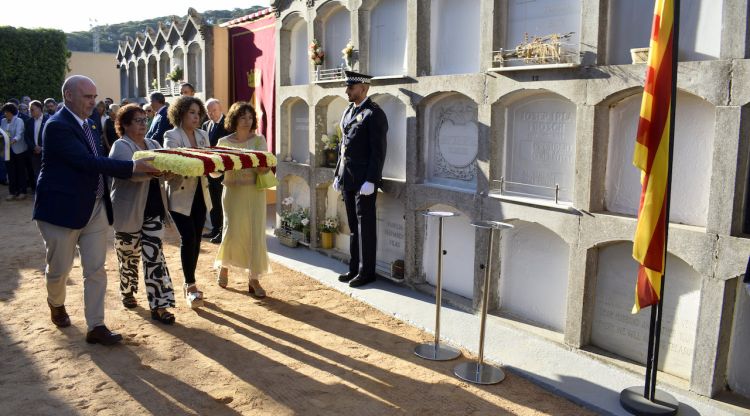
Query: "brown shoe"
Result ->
[[85, 325, 123, 345], [48, 301, 71, 327]]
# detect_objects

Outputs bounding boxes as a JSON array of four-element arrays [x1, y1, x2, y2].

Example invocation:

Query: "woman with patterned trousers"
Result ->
[[164, 96, 212, 308], [109, 104, 175, 324], [214, 102, 271, 298]]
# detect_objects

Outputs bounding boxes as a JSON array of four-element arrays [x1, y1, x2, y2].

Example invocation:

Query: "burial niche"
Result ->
[[591, 243, 700, 380], [499, 222, 570, 332], [503, 93, 576, 203], [372, 94, 406, 180], [605, 91, 714, 227], [429, 0, 480, 75], [376, 194, 405, 279], [425, 93, 478, 191], [422, 207, 475, 299], [368, 0, 407, 76]]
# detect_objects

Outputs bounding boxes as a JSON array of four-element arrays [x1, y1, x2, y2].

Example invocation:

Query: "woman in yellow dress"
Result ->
[[214, 102, 271, 297]]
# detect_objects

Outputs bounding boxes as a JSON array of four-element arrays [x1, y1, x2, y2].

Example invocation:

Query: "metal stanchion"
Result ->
[[414, 210, 462, 361], [454, 220, 513, 384]]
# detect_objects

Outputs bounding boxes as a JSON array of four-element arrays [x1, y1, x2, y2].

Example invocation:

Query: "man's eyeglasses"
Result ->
[[132, 118, 149, 124]]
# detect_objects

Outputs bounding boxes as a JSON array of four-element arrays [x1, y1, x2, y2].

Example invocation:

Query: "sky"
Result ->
[[1, 1, 271, 33]]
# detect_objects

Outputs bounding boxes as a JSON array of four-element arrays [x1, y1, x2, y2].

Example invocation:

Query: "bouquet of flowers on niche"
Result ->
[[319, 216, 339, 233], [341, 40, 354, 68], [278, 196, 311, 243], [309, 39, 324, 66], [320, 125, 342, 151]]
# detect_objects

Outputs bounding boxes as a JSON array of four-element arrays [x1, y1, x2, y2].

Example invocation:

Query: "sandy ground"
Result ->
[[0, 196, 595, 415]]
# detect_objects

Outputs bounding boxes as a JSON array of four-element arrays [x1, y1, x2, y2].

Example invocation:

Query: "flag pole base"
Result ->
[[620, 386, 678, 416]]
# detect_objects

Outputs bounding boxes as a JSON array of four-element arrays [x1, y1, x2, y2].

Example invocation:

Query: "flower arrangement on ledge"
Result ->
[[320, 127, 341, 151], [341, 40, 354, 69], [165, 65, 183, 83], [279, 196, 311, 244], [319, 216, 339, 233], [309, 39, 324, 67]]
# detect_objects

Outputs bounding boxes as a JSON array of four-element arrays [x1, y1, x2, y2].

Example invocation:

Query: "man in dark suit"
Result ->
[[34, 75, 158, 345], [24, 100, 48, 192], [333, 71, 388, 288], [202, 98, 228, 243], [145, 92, 172, 145]]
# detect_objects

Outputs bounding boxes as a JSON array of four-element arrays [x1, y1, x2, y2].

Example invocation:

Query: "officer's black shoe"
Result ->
[[338, 272, 356, 283], [349, 274, 376, 288]]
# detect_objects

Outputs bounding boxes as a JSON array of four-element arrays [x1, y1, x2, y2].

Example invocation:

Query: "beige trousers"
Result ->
[[37, 199, 109, 331]]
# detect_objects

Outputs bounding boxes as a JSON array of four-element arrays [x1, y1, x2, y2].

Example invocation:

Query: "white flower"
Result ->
[[301, 218, 310, 226]]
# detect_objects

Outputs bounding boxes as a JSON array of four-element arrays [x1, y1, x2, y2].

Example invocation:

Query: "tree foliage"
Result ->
[[67, 7, 265, 53], [0, 27, 69, 101]]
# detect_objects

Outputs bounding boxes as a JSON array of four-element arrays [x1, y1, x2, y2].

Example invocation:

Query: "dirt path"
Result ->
[[0, 197, 594, 415]]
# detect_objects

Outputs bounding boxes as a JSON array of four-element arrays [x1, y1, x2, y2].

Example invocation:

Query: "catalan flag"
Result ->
[[632, 0, 675, 313]]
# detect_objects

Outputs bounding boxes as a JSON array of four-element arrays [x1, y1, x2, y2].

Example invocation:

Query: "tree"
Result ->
[[0, 27, 69, 101]]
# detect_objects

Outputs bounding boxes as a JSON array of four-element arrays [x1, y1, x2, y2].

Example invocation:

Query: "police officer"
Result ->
[[333, 71, 388, 288]]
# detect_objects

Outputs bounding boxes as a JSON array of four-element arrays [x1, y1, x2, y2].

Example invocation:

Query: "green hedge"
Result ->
[[0, 27, 69, 102]]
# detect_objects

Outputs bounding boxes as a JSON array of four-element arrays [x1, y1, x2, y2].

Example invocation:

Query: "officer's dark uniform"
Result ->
[[334, 71, 388, 287]]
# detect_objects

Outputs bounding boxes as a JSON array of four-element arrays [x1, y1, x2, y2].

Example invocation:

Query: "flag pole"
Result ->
[[647, 0, 680, 403], [620, 0, 681, 414]]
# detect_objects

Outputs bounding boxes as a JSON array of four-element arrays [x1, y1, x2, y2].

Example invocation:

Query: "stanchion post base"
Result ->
[[453, 362, 505, 385], [414, 343, 461, 361], [620, 386, 679, 416]]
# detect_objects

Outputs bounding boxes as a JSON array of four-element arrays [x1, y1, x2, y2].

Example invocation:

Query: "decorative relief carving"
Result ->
[[431, 102, 478, 181]]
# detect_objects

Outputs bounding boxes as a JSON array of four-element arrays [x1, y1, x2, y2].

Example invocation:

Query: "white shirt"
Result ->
[[33, 116, 43, 146]]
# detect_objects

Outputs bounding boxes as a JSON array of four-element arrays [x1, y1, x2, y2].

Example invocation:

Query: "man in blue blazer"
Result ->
[[24, 100, 48, 192], [145, 92, 172, 145], [34, 75, 159, 346]]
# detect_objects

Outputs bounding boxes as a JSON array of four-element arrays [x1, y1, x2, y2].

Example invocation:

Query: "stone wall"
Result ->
[[273, 0, 750, 400]]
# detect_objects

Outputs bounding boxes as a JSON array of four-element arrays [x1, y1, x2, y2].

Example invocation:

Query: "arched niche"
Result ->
[[728, 277, 750, 399], [504, 0, 581, 67], [367, 0, 407, 76], [605, 91, 715, 227], [424, 93, 478, 191], [502, 92, 576, 203], [281, 14, 309, 86], [119, 66, 128, 100], [606, 0, 721, 64], [325, 185, 350, 252], [172, 47, 185, 78], [314, 96, 348, 167], [137, 59, 147, 97], [591, 242, 701, 380], [147, 55, 158, 91], [282, 98, 310, 164], [159, 51, 170, 89], [375, 193, 405, 278], [283, 174, 310, 210], [187, 42, 203, 92], [372, 94, 406, 180], [127, 62, 136, 98], [319, 3, 351, 70], [430, 0, 480, 75], [422, 205, 475, 299], [498, 221, 570, 332]]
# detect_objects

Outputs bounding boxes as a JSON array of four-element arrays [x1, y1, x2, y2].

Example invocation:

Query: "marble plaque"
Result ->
[[285, 175, 310, 209], [591, 243, 700, 380], [291, 101, 309, 163], [506, 0, 580, 64], [369, 0, 407, 76], [373, 95, 406, 180], [423, 209, 475, 299], [505, 97, 575, 202], [324, 8, 350, 69], [499, 222, 569, 332], [428, 97, 478, 188], [728, 281, 750, 397], [376, 195, 405, 276]]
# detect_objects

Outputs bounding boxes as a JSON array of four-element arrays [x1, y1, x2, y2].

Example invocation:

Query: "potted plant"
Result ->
[[319, 216, 339, 249], [165, 65, 183, 83], [341, 40, 354, 69], [320, 127, 341, 168]]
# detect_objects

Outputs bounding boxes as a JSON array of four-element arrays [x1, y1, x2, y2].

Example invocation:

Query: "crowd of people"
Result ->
[[2, 70, 387, 347]]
